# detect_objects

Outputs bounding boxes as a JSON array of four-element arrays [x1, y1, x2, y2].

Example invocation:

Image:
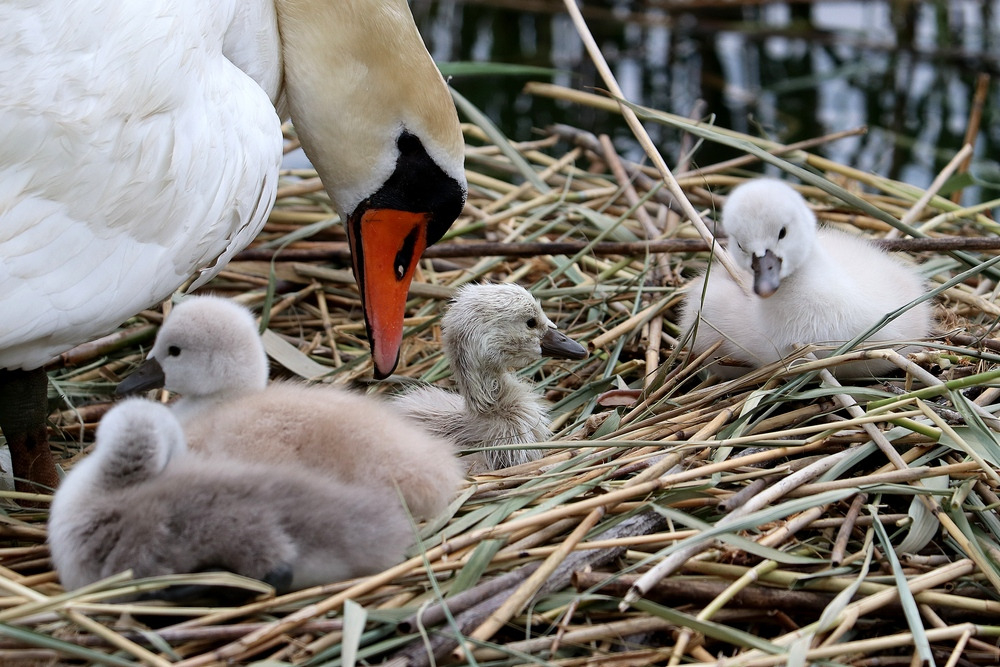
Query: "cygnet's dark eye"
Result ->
[[736, 242, 745, 252], [778, 227, 787, 240], [526, 317, 538, 329], [167, 345, 181, 357]]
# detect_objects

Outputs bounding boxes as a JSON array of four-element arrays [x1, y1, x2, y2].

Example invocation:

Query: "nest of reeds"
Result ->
[[4, 74, 1000, 665]]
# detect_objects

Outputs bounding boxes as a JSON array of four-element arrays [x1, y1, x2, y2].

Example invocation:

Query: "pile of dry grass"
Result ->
[[3, 74, 1000, 665]]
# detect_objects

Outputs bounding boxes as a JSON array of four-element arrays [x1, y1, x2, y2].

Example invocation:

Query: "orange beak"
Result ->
[[347, 207, 429, 379]]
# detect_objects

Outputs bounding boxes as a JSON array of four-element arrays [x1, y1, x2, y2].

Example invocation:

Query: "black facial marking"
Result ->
[[397, 131, 422, 157], [361, 130, 465, 246]]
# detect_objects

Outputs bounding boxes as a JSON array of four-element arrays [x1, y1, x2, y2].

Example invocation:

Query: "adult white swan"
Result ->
[[0, 0, 467, 493]]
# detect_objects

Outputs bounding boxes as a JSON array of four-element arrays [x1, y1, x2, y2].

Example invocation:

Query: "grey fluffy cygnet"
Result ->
[[392, 283, 587, 470], [680, 179, 932, 377], [48, 398, 411, 594], [116, 296, 463, 520]]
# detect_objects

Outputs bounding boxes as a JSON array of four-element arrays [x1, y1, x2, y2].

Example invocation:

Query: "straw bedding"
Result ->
[[2, 83, 1000, 665]]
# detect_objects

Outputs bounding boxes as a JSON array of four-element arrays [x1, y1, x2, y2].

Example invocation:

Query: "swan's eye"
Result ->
[[526, 317, 538, 329], [736, 242, 745, 252], [167, 345, 181, 357], [778, 227, 787, 240]]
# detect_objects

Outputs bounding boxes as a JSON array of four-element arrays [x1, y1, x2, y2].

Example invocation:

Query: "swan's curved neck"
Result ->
[[274, 0, 462, 218]]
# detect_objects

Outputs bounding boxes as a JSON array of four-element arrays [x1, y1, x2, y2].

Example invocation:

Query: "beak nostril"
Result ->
[[750, 249, 783, 298]]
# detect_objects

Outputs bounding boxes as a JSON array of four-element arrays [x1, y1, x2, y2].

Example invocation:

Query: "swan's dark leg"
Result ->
[[0, 368, 60, 497]]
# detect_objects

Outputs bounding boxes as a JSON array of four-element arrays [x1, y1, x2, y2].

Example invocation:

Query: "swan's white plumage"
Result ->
[[1, 1, 281, 369], [680, 179, 932, 376]]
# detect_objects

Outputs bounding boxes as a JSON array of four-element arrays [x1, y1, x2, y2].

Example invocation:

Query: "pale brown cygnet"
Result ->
[[117, 296, 463, 520]]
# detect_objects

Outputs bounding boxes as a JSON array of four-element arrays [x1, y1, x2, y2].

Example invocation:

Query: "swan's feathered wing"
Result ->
[[0, 1, 281, 368]]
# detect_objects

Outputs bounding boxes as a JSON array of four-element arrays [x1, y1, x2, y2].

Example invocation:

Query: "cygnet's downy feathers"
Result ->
[[117, 296, 462, 520], [48, 399, 410, 594], [680, 179, 931, 376], [392, 283, 587, 470]]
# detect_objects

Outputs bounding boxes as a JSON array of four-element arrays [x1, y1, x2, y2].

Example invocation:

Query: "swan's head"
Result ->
[[442, 283, 587, 373], [275, 0, 468, 379], [722, 180, 817, 297], [117, 297, 268, 399], [91, 399, 187, 488]]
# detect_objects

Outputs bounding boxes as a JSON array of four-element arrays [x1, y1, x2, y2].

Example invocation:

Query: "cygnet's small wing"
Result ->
[[541, 328, 588, 359]]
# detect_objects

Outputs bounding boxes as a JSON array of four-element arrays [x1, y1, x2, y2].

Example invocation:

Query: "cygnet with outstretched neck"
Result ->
[[680, 179, 931, 377], [48, 398, 410, 594], [117, 296, 463, 520], [392, 283, 587, 470]]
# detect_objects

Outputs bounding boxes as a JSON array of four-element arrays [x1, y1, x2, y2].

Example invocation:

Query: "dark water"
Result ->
[[413, 0, 1000, 203]]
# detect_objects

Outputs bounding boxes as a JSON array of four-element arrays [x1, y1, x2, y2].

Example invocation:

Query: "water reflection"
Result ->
[[413, 0, 1000, 201]]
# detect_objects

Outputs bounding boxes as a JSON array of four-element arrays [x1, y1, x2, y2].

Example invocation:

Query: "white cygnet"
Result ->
[[48, 398, 411, 594], [680, 179, 932, 377], [392, 283, 587, 470], [117, 296, 463, 521]]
